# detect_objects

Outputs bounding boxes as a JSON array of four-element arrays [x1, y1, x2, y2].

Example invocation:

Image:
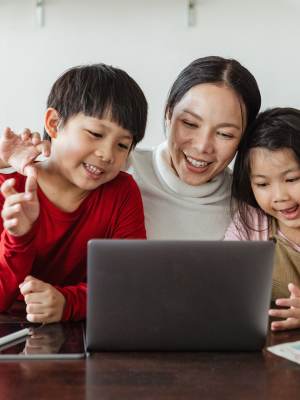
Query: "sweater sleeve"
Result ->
[[224, 207, 269, 241], [0, 173, 38, 311], [224, 218, 248, 240], [111, 175, 146, 239], [55, 283, 86, 321]]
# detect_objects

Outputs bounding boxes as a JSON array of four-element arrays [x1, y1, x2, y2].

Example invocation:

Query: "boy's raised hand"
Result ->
[[0, 127, 50, 177], [269, 283, 300, 331], [19, 276, 66, 323], [1, 174, 40, 236]]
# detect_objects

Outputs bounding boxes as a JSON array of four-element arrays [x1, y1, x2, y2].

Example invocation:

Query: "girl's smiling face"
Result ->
[[250, 147, 300, 236], [166, 83, 245, 186]]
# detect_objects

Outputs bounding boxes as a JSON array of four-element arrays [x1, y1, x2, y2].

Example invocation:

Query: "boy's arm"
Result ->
[[0, 174, 39, 311], [0, 228, 38, 311], [55, 283, 87, 321]]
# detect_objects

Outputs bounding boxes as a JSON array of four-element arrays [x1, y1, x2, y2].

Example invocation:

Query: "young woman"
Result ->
[[225, 107, 300, 331]]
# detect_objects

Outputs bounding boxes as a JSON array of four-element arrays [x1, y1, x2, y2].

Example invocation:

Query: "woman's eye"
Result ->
[[286, 177, 300, 183], [255, 182, 268, 188], [182, 120, 197, 128], [217, 131, 233, 139]]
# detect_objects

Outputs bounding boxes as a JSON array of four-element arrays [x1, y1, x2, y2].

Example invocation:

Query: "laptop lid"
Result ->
[[87, 240, 274, 351]]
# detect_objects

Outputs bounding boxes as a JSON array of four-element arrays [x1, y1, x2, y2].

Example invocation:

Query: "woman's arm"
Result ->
[[0, 128, 50, 174]]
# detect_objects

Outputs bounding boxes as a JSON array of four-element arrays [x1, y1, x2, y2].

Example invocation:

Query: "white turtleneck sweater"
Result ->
[[129, 141, 232, 240]]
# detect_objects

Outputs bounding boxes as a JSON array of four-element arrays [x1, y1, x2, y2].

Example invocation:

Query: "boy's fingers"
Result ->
[[20, 278, 45, 295], [1, 204, 21, 220], [23, 165, 37, 178], [25, 175, 37, 194], [27, 313, 47, 324], [0, 178, 17, 198], [3, 218, 18, 231], [4, 192, 32, 208]]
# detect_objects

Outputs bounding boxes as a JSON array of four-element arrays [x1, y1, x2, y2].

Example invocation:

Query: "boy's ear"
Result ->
[[44, 108, 60, 139]]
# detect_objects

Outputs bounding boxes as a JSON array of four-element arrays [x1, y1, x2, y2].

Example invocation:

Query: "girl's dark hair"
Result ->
[[44, 63, 148, 147], [164, 56, 261, 130], [231, 107, 300, 236]]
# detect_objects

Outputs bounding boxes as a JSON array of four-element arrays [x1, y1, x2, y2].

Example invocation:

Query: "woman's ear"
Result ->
[[165, 108, 172, 131], [44, 108, 60, 139]]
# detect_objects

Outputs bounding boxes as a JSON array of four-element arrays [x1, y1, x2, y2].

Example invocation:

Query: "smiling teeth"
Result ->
[[84, 163, 102, 175], [186, 156, 209, 168]]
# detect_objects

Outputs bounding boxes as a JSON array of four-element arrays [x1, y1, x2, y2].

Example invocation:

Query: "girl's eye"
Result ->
[[216, 131, 233, 139], [182, 120, 198, 128], [118, 143, 129, 150]]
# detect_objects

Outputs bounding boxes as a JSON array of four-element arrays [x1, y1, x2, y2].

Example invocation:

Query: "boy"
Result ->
[[0, 64, 147, 323]]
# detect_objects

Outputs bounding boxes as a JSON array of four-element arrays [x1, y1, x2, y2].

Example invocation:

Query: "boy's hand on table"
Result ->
[[0, 127, 50, 177], [269, 283, 300, 331], [19, 276, 66, 324], [1, 175, 40, 236]]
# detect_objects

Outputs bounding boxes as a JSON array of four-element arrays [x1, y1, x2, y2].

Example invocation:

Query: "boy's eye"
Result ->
[[87, 130, 103, 138], [216, 131, 233, 139], [182, 120, 198, 128]]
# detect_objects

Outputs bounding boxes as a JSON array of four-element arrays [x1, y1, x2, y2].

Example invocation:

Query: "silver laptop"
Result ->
[[87, 240, 274, 351]]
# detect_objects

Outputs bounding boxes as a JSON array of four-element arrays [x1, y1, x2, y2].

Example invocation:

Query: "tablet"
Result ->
[[0, 322, 86, 360]]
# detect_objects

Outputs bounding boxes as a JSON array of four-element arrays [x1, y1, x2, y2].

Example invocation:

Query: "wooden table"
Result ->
[[0, 304, 299, 400]]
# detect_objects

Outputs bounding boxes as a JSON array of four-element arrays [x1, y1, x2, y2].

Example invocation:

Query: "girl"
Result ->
[[225, 107, 300, 331]]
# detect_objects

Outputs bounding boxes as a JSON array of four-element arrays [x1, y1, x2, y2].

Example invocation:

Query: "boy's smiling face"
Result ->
[[46, 111, 133, 192]]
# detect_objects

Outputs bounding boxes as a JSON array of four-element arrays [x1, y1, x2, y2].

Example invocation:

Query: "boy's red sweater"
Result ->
[[0, 171, 146, 320]]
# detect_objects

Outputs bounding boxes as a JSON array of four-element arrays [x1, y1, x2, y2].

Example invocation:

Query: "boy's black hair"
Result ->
[[164, 56, 261, 131], [231, 107, 300, 236], [44, 63, 147, 147]]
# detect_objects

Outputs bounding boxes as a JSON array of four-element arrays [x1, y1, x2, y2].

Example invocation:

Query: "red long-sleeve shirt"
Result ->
[[0, 171, 146, 320]]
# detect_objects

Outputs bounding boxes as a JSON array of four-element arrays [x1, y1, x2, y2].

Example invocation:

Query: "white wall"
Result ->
[[0, 0, 300, 148]]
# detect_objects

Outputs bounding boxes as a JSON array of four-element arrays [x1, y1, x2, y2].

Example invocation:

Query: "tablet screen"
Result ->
[[0, 322, 86, 359]]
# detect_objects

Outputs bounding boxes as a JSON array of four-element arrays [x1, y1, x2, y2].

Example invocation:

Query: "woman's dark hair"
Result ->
[[164, 56, 261, 130], [44, 63, 148, 147], [231, 107, 300, 236]]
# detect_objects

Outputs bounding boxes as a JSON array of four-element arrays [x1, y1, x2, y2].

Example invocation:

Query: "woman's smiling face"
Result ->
[[166, 83, 245, 186]]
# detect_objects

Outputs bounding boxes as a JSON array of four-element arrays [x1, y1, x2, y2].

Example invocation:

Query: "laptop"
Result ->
[[87, 240, 274, 352]]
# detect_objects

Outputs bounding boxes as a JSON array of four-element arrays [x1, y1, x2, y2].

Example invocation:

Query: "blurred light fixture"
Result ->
[[36, 0, 45, 27], [187, 0, 196, 27]]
